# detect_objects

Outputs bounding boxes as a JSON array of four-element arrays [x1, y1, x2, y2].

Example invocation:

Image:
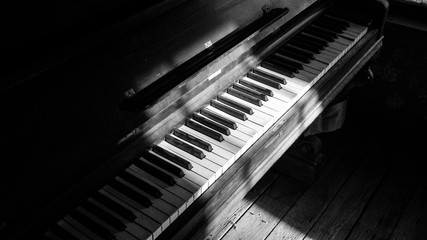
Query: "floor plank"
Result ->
[[345, 145, 422, 240], [220, 174, 307, 240], [201, 170, 281, 240], [264, 132, 371, 240], [389, 180, 427, 240], [304, 142, 390, 240]]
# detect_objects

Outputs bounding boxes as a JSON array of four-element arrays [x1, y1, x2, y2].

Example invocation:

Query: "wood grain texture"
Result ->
[[221, 175, 307, 240], [304, 145, 389, 240], [201, 170, 281, 240], [389, 180, 427, 240], [265, 133, 371, 240], [345, 146, 422, 240]]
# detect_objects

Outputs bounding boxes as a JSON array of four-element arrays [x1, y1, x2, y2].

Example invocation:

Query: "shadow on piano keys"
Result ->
[[0, 0, 388, 239]]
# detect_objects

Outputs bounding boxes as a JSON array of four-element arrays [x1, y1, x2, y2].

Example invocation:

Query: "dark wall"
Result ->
[[1, 0, 158, 79]]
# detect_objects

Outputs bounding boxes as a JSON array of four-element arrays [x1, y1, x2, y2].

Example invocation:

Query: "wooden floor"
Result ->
[[217, 104, 427, 240], [216, 21, 427, 240]]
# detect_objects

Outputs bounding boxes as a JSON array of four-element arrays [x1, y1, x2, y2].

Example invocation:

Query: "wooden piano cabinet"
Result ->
[[0, 0, 388, 239]]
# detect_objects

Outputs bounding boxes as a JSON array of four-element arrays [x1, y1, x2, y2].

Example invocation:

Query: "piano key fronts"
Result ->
[[41, 8, 384, 240], [3, 0, 388, 240]]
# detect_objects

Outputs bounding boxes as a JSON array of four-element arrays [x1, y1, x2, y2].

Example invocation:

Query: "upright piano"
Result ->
[[0, 0, 388, 239]]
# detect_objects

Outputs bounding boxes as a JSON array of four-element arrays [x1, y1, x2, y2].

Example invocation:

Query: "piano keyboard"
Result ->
[[43, 12, 370, 240]]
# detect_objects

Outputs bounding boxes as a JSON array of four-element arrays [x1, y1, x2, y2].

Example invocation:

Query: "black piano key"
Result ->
[[321, 15, 350, 28], [261, 59, 295, 78], [69, 210, 115, 240], [249, 70, 285, 86], [216, 94, 254, 115], [92, 192, 137, 222], [265, 56, 300, 73], [185, 119, 224, 142], [270, 54, 303, 70], [142, 151, 185, 177], [313, 20, 344, 33], [107, 179, 152, 208], [297, 33, 329, 47], [238, 78, 273, 97], [193, 112, 230, 135], [317, 17, 347, 31], [152, 145, 193, 171], [134, 156, 178, 185], [312, 24, 344, 40], [120, 171, 162, 198], [308, 25, 338, 40], [42, 233, 53, 240], [80, 201, 126, 231], [227, 87, 263, 106], [277, 46, 313, 63], [288, 39, 322, 54], [271, 53, 303, 69], [281, 45, 314, 58], [49, 224, 79, 240], [165, 134, 205, 159], [211, 99, 248, 121], [293, 35, 326, 50], [232, 83, 269, 101], [200, 108, 238, 130], [172, 129, 212, 152], [304, 27, 335, 42]]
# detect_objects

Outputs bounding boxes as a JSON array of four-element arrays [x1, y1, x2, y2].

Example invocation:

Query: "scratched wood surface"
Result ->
[[219, 125, 427, 240]]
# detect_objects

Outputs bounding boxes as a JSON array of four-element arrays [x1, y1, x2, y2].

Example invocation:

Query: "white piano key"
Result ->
[[103, 185, 170, 231], [128, 164, 193, 204], [44, 231, 62, 240], [159, 141, 220, 180], [201, 107, 256, 142], [57, 219, 92, 240], [75, 206, 138, 240], [179, 125, 240, 157], [210, 99, 263, 137], [326, 41, 347, 52], [206, 102, 274, 134], [99, 189, 161, 239], [346, 21, 367, 34], [63, 215, 105, 240], [158, 142, 218, 185], [87, 197, 153, 240], [255, 66, 309, 90], [293, 72, 312, 83], [114, 177, 179, 223], [220, 92, 277, 119], [298, 69, 317, 80], [143, 152, 207, 195], [241, 77, 296, 103], [322, 45, 340, 55], [261, 94, 288, 111], [166, 134, 230, 170], [179, 125, 237, 158], [205, 104, 270, 141], [305, 59, 328, 71], [125, 169, 186, 213], [313, 53, 333, 64], [200, 115, 254, 144], [301, 64, 321, 75], [335, 35, 353, 45]]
